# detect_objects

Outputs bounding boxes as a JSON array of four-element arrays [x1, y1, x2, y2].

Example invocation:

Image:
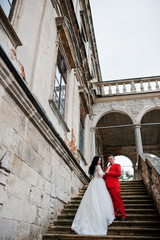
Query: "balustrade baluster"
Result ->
[[155, 80, 160, 90], [108, 84, 112, 95], [140, 81, 144, 92], [116, 84, 119, 94], [101, 85, 105, 96], [123, 83, 127, 93], [148, 81, 152, 90], [131, 81, 136, 93]]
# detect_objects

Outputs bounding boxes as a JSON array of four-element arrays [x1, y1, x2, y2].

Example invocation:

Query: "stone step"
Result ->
[[78, 192, 148, 197], [49, 225, 160, 235], [119, 181, 144, 184], [61, 208, 158, 215], [108, 227, 160, 236], [52, 220, 160, 228], [79, 187, 146, 193], [68, 199, 154, 205], [43, 233, 160, 240], [80, 181, 144, 189], [64, 204, 156, 210], [44, 180, 160, 240], [70, 195, 152, 201], [57, 213, 160, 221]]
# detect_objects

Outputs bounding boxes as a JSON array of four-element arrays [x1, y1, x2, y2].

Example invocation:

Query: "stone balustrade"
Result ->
[[93, 76, 160, 96], [139, 153, 160, 214]]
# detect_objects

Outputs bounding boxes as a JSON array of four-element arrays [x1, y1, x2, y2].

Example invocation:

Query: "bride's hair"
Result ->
[[88, 156, 102, 176]]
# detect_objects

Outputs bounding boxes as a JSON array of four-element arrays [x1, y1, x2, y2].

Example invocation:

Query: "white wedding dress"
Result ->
[[71, 165, 115, 235]]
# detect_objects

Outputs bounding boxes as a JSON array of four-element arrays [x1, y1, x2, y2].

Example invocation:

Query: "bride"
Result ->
[[71, 156, 115, 235]]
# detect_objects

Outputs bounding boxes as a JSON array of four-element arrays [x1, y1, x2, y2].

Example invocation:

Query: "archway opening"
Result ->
[[114, 155, 134, 181], [95, 111, 136, 167], [141, 109, 160, 157]]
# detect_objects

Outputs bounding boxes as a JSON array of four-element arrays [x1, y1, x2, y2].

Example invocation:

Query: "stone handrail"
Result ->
[[93, 76, 160, 96], [138, 153, 160, 214]]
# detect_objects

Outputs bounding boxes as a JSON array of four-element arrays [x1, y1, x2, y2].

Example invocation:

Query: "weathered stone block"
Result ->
[[42, 159, 52, 181], [21, 143, 43, 174], [0, 218, 30, 240], [11, 154, 22, 176], [0, 144, 6, 160], [0, 118, 5, 144], [20, 161, 39, 186], [2, 125, 22, 156], [29, 223, 44, 240], [29, 186, 43, 207], [0, 184, 6, 204], [6, 173, 30, 200], [1, 150, 14, 172], [0, 169, 8, 185], [41, 192, 51, 209], [44, 180, 52, 195], [0, 97, 20, 133], [38, 208, 50, 226]]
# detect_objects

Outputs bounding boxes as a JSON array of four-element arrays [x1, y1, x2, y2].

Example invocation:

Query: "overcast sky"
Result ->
[[90, 0, 160, 81]]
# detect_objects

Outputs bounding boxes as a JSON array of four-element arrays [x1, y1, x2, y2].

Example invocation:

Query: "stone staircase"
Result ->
[[43, 181, 160, 240]]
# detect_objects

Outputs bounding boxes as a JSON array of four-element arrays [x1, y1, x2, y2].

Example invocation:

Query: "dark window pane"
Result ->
[[0, 0, 12, 17], [54, 50, 67, 119]]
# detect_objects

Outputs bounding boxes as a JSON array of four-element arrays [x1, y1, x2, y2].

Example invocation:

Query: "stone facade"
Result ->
[[0, 0, 101, 239], [0, 0, 160, 239]]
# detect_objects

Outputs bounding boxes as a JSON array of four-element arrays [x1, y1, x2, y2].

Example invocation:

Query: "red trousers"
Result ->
[[108, 188, 126, 218]]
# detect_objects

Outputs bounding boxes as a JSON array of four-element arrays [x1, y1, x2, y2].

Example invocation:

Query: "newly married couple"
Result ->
[[71, 155, 126, 235]]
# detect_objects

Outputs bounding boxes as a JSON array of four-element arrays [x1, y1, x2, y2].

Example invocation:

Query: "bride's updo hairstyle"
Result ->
[[88, 156, 101, 176]]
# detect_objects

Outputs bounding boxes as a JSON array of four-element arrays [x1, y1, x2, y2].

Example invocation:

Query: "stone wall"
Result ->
[[0, 78, 87, 239], [139, 153, 160, 214]]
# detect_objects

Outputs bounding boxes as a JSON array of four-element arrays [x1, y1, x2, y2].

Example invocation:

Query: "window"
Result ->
[[54, 49, 67, 119], [79, 104, 86, 154], [0, 0, 17, 21], [80, 10, 88, 43]]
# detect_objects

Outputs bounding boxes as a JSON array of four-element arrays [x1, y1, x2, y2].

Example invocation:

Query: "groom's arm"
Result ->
[[103, 167, 107, 180], [107, 164, 121, 177]]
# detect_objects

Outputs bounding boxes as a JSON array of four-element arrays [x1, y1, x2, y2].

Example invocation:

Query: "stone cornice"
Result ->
[[95, 91, 160, 103], [0, 45, 90, 184]]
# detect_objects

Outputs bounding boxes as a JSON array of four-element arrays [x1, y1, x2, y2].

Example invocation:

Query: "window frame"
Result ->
[[1, 0, 17, 21], [49, 44, 70, 133], [54, 49, 67, 119]]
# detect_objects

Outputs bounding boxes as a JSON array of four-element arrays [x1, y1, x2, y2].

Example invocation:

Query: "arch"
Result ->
[[137, 106, 160, 123], [94, 111, 136, 168], [140, 108, 160, 157], [92, 108, 135, 128]]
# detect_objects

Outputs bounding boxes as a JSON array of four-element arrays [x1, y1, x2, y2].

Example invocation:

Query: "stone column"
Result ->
[[90, 128, 96, 161], [134, 124, 143, 179]]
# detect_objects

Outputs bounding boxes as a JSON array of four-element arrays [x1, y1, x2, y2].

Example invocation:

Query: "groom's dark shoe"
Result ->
[[120, 217, 126, 221], [114, 217, 119, 221]]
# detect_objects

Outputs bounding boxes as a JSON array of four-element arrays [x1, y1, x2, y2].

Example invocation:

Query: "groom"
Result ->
[[103, 155, 126, 221]]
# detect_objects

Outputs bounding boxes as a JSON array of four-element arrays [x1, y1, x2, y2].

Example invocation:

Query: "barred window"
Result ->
[[54, 50, 67, 119], [0, 0, 17, 21]]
